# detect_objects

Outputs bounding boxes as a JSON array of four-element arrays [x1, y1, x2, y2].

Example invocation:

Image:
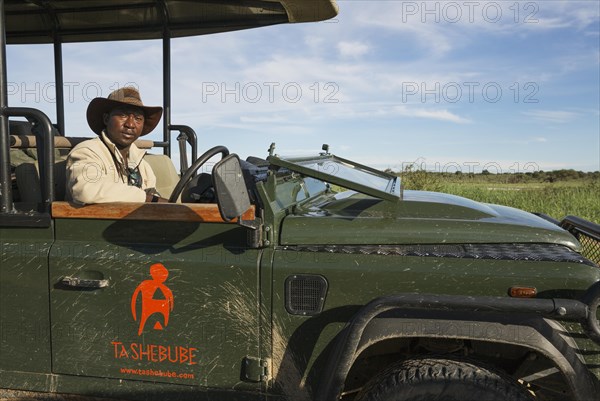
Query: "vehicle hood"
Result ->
[[279, 190, 579, 249]]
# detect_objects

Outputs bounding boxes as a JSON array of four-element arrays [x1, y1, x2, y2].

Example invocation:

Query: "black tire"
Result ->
[[355, 356, 534, 401]]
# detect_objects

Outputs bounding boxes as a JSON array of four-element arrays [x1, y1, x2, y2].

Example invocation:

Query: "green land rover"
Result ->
[[1, 1, 599, 401]]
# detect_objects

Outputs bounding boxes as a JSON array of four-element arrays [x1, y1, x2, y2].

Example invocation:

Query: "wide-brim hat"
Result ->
[[86, 87, 163, 136]]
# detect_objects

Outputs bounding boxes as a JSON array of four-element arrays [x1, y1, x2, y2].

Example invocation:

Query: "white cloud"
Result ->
[[337, 41, 370, 58], [304, 35, 325, 52], [240, 115, 287, 124], [394, 106, 471, 124], [541, 2, 600, 30], [522, 110, 579, 124], [344, 0, 599, 56], [530, 17, 572, 30]]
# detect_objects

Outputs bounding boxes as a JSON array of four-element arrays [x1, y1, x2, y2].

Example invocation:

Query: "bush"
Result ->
[[400, 164, 444, 192]]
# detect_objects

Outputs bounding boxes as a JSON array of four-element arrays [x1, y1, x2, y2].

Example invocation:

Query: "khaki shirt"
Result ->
[[66, 131, 157, 204]]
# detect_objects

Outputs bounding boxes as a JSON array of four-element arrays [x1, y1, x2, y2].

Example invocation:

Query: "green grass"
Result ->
[[438, 181, 599, 223], [398, 167, 599, 224]]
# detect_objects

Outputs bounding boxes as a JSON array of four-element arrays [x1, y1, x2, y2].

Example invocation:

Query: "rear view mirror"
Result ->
[[212, 154, 251, 222]]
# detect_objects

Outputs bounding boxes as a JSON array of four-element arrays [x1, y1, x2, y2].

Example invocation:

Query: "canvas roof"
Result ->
[[4, 0, 338, 44]]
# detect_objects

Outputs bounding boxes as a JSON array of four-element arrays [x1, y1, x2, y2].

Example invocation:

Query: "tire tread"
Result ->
[[356, 356, 534, 401]]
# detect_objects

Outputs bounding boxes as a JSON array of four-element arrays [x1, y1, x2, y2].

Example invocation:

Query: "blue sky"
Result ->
[[6, 0, 600, 173]]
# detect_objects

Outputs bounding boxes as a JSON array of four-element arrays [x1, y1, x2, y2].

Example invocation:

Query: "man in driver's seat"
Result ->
[[66, 87, 168, 204]]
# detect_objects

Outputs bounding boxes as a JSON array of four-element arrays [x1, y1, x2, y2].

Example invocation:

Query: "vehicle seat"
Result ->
[[16, 155, 179, 204], [15, 159, 67, 203], [144, 154, 180, 199], [11, 134, 165, 204]]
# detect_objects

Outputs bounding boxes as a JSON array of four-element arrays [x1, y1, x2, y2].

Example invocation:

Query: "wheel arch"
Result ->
[[315, 293, 599, 401], [348, 315, 588, 399]]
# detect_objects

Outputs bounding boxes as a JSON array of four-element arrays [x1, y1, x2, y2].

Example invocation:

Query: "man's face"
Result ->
[[103, 106, 145, 149]]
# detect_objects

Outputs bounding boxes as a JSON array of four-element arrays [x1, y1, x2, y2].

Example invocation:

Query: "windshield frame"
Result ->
[[268, 154, 402, 202]]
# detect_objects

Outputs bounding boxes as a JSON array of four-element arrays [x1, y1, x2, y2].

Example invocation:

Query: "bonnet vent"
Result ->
[[285, 275, 328, 316]]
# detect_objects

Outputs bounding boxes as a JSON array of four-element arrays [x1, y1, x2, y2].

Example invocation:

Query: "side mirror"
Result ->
[[212, 154, 251, 222]]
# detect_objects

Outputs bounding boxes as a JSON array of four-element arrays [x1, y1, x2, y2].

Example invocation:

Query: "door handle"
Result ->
[[60, 276, 109, 289]]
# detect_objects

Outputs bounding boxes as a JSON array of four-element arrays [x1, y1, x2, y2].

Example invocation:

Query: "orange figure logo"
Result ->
[[131, 263, 174, 336]]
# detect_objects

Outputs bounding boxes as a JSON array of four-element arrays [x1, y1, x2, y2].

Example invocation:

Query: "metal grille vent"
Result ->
[[280, 243, 597, 266], [560, 216, 600, 266], [579, 234, 600, 265], [285, 275, 328, 316]]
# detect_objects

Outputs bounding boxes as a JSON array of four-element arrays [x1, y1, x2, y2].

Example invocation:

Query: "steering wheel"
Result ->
[[169, 145, 229, 203]]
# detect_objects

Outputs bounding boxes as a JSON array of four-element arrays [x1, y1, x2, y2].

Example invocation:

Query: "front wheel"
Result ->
[[355, 357, 534, 401]]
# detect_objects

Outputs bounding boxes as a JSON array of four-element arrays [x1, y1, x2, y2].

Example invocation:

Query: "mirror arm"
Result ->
[[240, 217, 264, 248], [239, 217, 262, 230]]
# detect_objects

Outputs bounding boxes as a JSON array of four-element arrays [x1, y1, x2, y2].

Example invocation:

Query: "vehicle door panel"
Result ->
[[0, 225, 53, 374], [50, 215, 260, 390]]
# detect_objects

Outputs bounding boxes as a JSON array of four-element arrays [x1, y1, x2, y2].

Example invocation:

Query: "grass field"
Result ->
[[398, 169, 599, 224], [439, 182, 599, 223]]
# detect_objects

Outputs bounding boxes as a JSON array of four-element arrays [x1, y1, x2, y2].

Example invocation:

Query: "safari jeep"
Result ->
[[1, 1, 600, 401]]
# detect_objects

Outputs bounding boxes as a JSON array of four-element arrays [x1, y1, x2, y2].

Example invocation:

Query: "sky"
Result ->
[[6, 0, 600, 173]]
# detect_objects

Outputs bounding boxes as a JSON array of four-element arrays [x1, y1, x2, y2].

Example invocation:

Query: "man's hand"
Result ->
[[145, 188, 168, 203]]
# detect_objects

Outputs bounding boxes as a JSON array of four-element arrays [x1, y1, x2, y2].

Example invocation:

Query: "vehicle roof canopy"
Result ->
[[4, 0, 338, 44]]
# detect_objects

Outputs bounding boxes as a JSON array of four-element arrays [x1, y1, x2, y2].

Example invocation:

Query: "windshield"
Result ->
[[269, 154, 402, 202]]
